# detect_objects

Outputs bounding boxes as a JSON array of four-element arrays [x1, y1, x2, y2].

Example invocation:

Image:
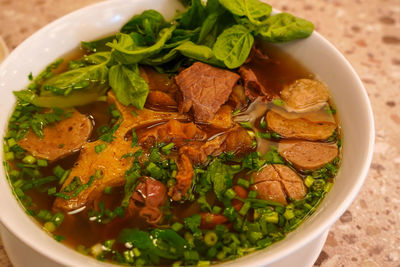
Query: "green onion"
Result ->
[[171, 222, 184, 232], [224, 188, 237, 200], [54, 192, 70, 200], [59, 170, 70, 185], [283, 208, 295, 220], [197, 261, 210, 267], [239, 201, 251, 216], [43, 221, 56, 232], [9, 170, 20, 178], [161, 142, 175, 155], [239, 121, 252, 129], [132, 247, 141, 257], [13, 179, 24, 188], [184, 250, 199, 261], [7, 138, 17, 148], [94, 143, 107, 154], [271, 132, 281, 139], [53, 165, 65, 178], [304, 176, 314, 188], [264, 212, 279, 223], [248, 191, 257, 199], [247, 130, 256, 139], [37, 159, 48, 167], [212, 206, 222, 214], [22, 155, 36, 164], [272, 99, 285, 107], [51, 212, 64, 227], [104, 186, 112, 194], [204, 231, 218, 247], [249, 231, 263, 243], [257, 132, 271, 139], [111, 109, 121, 118], [5, 152, 14, 161], [131, 129, 138, 147], [216, 251, 226, 260], [259, 117, 267, 129], [37, 210, 52, 221], [54, 235, 65, 242], [146, 162, 162, 179], [237, 178, 250, 188], [47, 187, 57, 195]]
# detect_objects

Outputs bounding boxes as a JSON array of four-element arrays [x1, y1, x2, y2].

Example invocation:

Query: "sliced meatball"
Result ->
[[279, 141, 339, 170], [18, 110, 92, 161], [280, 79, 330, 113], [273, 164, 307, 201], [251, 165, 287, 205], [251, 164, 307, 204], [266, 110, 336, 141], [175, 62, 240, 122]]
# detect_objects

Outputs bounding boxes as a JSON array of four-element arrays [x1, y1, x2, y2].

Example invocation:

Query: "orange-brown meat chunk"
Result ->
[[169, 154, 194, 201], [239, 66, 277, 102], [138, 119, 207, 148], [266, 110, 336, 141], [18, 110, 92, 161], [279, 141, 339, 170], [175, 62, 240, 122]]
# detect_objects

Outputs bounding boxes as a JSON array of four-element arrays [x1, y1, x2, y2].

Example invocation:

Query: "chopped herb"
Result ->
[[272, 99, 285, 107], [95, 143, 107, 154]]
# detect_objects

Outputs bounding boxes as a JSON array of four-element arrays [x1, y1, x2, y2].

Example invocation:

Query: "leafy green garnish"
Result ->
[[219, 0, 272, 25], [109, 64, 149, 109], [258, 13, 314, 42]]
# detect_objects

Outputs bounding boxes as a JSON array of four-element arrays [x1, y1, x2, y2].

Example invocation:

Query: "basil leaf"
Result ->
[[41, 61, 109, 96], [121, 10, 167, 35], [179, 0, 206, 29], [118, 229, 154, 249], [108, 26, 176, 64], [176, 41, 223, 67], [108, 64, 149, 109], [13, 86, 107, 108], [197, 12, 219, 44], [81, 35, 115, 52], [219, 0, 272, 25], [258, 13, 314, 42], [213, 24, 254, 69]]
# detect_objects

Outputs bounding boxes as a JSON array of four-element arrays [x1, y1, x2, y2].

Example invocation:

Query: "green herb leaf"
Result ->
[[213, 25, 254, 68], [81, 35, 115, 52], [258, 13, 314, 43], [108, 26, 176, 65], [108, 64, 149, 109], [179, 0, 206, 30], [219, 0, 272, 25]]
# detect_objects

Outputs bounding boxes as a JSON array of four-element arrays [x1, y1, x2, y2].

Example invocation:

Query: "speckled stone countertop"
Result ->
[[0, 0, 399, 266]]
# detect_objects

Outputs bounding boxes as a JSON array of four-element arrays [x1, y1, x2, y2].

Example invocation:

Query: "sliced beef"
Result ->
[[138, 119, 207, 148], [129, 177, 168, 225], [238, 66, 276, 102], [208, 105, 233, 129], [251, 164, 306, 205], [280, 79, 330, 113], [18, 110, 92, 161], [146, 91, 177, 108], [279, 141, 339, 170], [169, 154, 194, 201], [266, 110, 337, 141], [54, 92, 187, 212], [175, 62, 240, 122]]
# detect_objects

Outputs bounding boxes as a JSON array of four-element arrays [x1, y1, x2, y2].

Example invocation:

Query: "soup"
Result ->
[[3, 1, 341, 266]]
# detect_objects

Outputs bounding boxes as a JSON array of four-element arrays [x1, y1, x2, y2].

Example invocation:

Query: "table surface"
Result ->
[[0, 0, 399, 266]]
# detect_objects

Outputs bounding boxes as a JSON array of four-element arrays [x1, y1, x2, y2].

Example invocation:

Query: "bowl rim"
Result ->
[[0, 0, 375, 266]]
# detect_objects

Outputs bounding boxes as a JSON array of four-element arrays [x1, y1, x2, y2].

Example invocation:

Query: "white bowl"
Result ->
[[0, 0, 374, 266]]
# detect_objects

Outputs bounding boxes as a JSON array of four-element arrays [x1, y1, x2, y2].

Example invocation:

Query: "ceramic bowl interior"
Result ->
[[0, 0, 374, 266]]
